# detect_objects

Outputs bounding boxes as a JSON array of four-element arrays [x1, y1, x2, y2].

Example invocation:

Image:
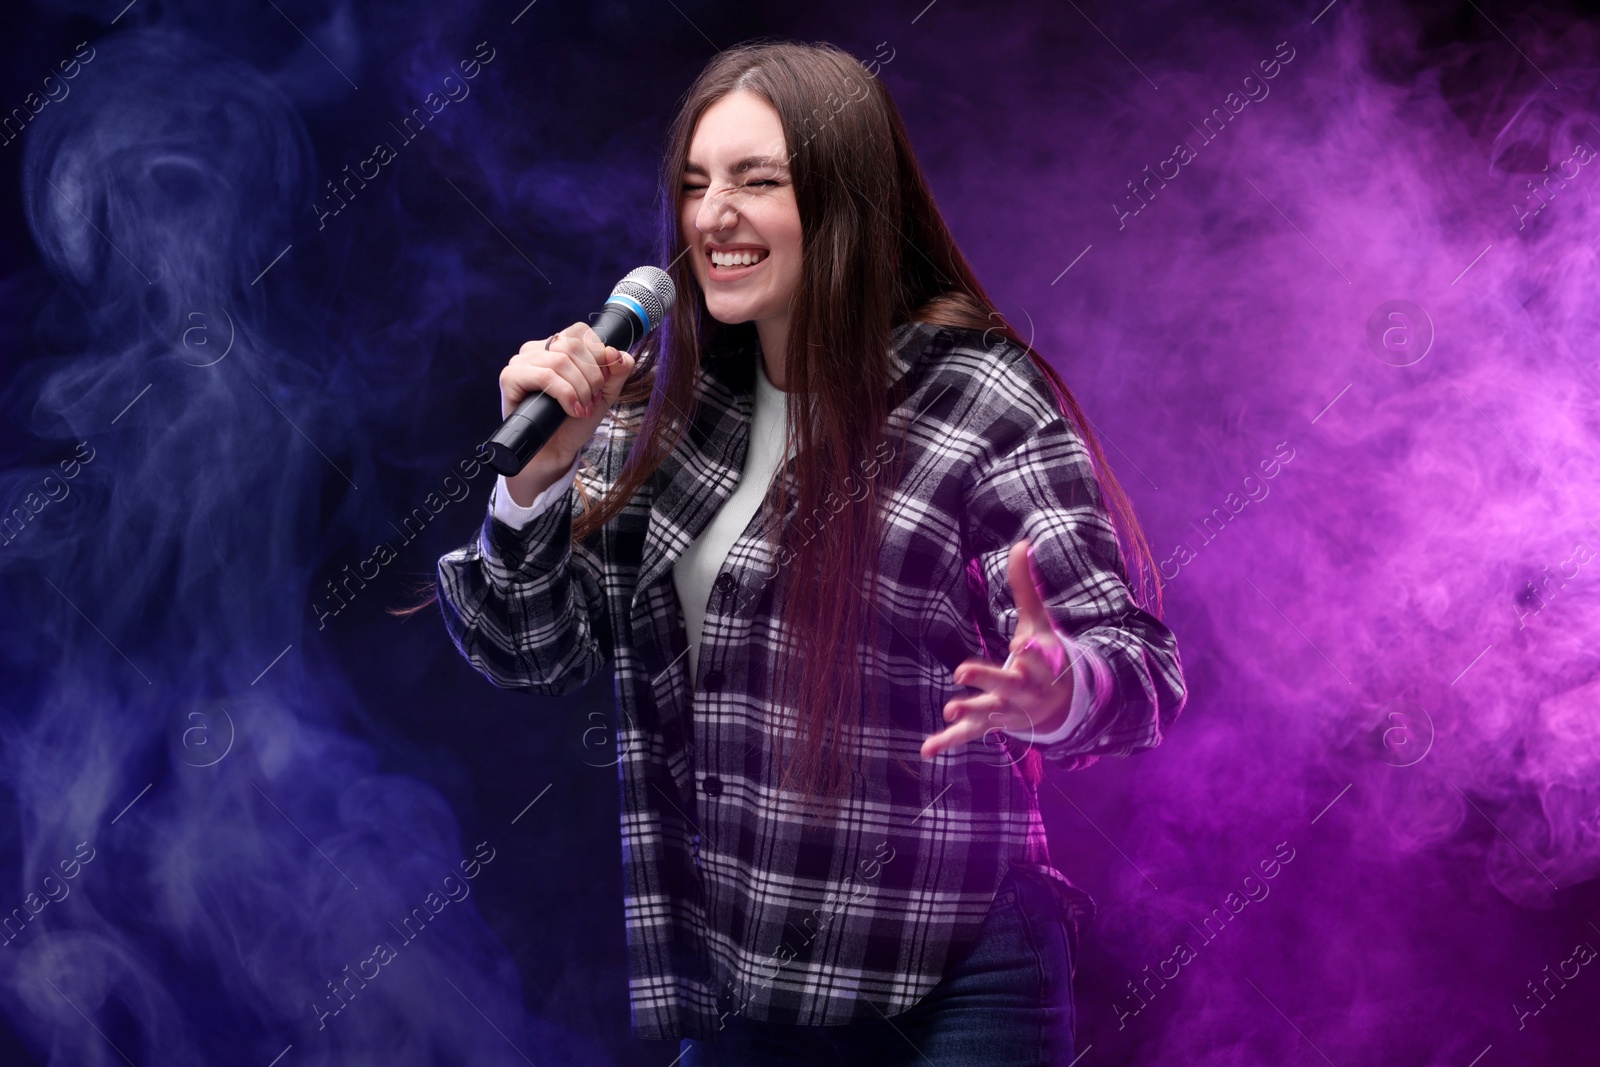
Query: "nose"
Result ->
[[694, 182, 741, 236]]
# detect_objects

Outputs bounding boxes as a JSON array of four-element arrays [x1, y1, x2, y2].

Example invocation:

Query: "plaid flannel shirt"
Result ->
[[435, 319, 1187, 1041]]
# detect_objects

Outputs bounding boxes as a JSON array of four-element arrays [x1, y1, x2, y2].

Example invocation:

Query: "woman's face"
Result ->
[[679, 91, 804, 340]]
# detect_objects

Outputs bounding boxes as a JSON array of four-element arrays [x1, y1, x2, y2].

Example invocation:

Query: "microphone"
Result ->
[[482, 266, 676, 477]]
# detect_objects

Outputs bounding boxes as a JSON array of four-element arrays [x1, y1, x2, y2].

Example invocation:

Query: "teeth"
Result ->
[[711, 249, 767, 267]]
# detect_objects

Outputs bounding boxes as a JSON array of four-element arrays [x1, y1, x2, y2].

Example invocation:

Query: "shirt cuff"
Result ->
[[489, 456, 581, 530], [1002, 637, 1104, 745]]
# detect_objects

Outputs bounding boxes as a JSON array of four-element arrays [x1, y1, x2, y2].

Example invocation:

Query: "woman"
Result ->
[[433, 38, 1186, 1065]]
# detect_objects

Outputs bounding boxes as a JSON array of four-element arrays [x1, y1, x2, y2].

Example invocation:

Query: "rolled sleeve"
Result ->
[[489, 456, 582, 530], [435, 460, 606, 696]]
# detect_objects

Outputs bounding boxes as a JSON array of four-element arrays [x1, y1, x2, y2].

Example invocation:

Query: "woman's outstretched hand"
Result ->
[[921, 539, 1076, 761]]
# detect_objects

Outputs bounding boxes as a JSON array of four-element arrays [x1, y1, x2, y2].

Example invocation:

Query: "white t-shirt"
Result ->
[[486, 360, 1092, 744], [669, 354, 790, 680]]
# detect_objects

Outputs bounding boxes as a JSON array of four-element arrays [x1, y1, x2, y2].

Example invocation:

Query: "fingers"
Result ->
[[504, 321, 634, 420], [563, 321, 615, 380], [597, 347, 636, 403], [941, 689, 1040, 730], [941, 691, 1004, 722], [920, 712, 993, 761], [1007, 638, 1065, 689], [543, 330, 606, 410], [953, 661, 1025, 702], [952, 640, 1059, 700], [924, 699, 1039, 759], [1006, 538, 1055, 637], [928, 640, 1073, 759], [499, 362, 587, 419], [551, 322, 636, 404]]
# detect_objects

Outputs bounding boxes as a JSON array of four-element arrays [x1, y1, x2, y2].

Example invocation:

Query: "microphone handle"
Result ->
[[482, 303, 651, 477]]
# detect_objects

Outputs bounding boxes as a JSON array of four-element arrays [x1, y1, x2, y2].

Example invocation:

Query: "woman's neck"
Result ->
[[756, 316, 789, 390]]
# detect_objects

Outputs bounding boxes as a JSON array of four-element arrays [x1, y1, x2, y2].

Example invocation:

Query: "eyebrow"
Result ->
[[683, 155, 790, 176]]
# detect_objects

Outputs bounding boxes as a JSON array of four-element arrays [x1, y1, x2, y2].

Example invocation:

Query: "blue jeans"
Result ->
[[677, 865, 1078, 1066]]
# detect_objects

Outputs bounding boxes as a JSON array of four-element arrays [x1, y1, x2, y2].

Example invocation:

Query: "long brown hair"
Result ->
[[402, 38, 1162, 802]]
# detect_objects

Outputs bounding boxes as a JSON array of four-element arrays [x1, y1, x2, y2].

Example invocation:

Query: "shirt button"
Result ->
[[714, 572, 736, 595], [703, 669, 724, 692], [702, 775, 723, 797]]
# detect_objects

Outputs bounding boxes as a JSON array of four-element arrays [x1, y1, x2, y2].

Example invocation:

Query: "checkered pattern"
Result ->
[[435, 320, 1187, 1040]]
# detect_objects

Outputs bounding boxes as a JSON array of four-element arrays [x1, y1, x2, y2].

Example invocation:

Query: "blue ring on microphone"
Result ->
[[605, 294, 650, 330]]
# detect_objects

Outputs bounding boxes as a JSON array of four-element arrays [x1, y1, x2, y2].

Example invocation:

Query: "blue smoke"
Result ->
[[1, 23, 563, 1067]]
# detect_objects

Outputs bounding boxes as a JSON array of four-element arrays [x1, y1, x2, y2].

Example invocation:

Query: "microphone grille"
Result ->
[[613, 266, 677, 330]]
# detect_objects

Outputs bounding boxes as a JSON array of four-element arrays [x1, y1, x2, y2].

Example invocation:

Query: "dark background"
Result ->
[[2, 0, 1598, 1064]]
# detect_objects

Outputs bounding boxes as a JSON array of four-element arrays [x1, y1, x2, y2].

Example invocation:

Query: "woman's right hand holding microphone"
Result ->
[[499, 321, 635, 506]]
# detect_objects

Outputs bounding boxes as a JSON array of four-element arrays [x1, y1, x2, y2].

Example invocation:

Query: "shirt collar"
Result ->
[[701, 318, 939, 398]]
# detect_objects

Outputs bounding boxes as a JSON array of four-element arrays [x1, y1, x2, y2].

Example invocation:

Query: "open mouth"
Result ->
[[707, 247, 769, 278]]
